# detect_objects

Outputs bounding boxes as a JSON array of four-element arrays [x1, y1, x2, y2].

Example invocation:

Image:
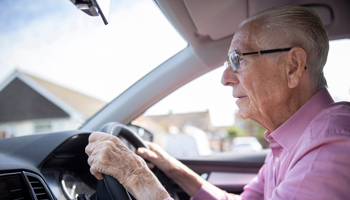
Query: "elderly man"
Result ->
[[85, 6, 350, 200]]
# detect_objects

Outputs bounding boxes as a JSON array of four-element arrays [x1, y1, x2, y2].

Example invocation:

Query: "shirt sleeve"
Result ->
[[271, 136, 350, 199], [241, 164, 265, 199], [190, 181, 241, 200], [190, 164, 265, 200]]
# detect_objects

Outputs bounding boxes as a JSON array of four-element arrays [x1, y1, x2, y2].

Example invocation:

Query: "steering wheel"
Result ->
[[96, 122, 179, 200]]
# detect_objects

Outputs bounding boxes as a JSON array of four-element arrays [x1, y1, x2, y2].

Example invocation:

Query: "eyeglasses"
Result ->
[[224, 47, 292, 72]]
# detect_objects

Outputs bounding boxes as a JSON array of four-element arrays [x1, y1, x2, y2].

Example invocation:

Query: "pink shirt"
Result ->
[[181, 89, 350, 200]]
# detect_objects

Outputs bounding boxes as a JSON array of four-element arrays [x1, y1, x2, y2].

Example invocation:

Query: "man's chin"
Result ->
[[236, 99, 251, 119], [237, 109, 250, 119]]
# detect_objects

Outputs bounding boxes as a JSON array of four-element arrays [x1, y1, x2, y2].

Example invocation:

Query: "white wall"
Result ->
[[0, 117, 82, 138]]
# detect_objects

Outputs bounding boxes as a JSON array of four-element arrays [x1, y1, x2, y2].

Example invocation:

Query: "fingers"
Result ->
[[146, 162, 155, 169], [90, 163, 103, 180], [88, 150, 104, 180], [87, 143, 125, 181], [137, 147, 159, 161], [144, 141, 160, 151], [137, 143, 176, 174], [88, 131, 109, 143], [86, 134, 122, 180], [86, 132, 126, 156], [88, 131, 123, 145], [86, 132, 149, 184], [86, 132, 110, 156], [85, 141, 96, 156]]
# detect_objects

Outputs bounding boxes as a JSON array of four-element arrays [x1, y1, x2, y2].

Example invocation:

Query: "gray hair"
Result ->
[[241, 6, 329, 90]]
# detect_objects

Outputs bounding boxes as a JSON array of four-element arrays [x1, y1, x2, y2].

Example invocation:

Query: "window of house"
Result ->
[[34, 120, 52, 134]]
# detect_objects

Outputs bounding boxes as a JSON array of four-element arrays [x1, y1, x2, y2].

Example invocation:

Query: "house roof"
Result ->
[[0, 77, 70, 122], [0, 70, 106, 122], [24, 73, 106, 117]]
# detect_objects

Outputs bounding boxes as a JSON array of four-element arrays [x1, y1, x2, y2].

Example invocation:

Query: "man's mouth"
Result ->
[[235, 96, 247, 103], [234, 95, 247, 99]]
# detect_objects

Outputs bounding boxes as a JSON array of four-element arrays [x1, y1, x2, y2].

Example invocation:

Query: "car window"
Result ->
[[0, 0, 187, 138], [133, 39, 350, 157], [132, 66, 267, 157]]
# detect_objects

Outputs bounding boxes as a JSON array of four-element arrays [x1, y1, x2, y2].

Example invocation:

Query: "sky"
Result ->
[[0, 0, 187, 101], [1, 0, 349, 127]]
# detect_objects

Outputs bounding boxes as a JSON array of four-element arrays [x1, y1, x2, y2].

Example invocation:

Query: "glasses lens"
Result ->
[[233, 57, 240, 71], [230, 51, 239, 71]]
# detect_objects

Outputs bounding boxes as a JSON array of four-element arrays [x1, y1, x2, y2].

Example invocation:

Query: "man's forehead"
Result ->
[[228, 22, 265, 54]]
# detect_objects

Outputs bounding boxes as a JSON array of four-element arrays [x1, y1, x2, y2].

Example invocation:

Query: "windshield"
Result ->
[[0, 0, 187, 138]]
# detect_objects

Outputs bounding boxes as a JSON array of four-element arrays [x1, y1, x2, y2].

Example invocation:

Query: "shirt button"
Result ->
[[275, 157, 279, 163]]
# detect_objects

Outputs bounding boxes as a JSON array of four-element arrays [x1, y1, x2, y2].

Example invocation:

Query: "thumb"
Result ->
[[137, 147, 158, 161], [137, 148, 156, 169]]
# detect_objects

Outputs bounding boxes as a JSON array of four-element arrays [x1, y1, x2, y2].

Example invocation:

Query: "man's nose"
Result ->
[[221, 66, 239, 86]]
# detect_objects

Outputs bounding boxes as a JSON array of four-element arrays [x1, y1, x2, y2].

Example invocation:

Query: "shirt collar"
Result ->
[[265, 88, 334, 152]]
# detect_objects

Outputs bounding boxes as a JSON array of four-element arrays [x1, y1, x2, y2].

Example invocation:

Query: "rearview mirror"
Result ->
[[70, 0, 110, 25]]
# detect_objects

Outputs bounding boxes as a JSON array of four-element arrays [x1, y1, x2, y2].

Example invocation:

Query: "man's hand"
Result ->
[[137, 142, 178, 176], [137, 141, 204, 197], [85, 132, 170, 200]]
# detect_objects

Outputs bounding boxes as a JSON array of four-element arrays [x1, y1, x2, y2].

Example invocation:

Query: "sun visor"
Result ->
[[183, 0, 333, 41], [306, 5, 332, 26], [184, 0, 248, 40]]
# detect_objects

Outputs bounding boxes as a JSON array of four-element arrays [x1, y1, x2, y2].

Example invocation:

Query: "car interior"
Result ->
[[0, 0, 349, 200]]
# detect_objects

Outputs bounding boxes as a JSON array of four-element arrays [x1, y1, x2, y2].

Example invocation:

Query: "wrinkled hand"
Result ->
[[137, 142, 180, 178], [85, 132, 170, 200], [137, 141, 204, 197]]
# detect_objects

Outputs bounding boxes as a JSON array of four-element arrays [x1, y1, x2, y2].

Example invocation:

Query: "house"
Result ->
[[0, 70, 106, 139]]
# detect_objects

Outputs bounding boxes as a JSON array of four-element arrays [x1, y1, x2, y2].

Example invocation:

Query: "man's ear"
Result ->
[[285, 47, 307, 89]]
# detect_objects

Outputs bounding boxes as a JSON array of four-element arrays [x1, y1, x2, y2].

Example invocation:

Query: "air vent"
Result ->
[[0, 172, 31, 200], [25, 173, 52, 200]]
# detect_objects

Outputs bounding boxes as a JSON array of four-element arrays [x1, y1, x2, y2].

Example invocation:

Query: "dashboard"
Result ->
[[0, 130, 97, 200], [42, 170, 95, 200], [0, 171, 51, 200], [0, 128, 147, 200]]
